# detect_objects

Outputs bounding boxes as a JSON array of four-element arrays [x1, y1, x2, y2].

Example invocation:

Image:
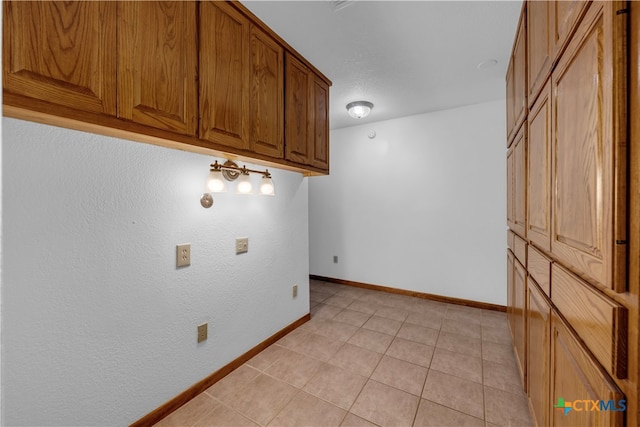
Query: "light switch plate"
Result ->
[[177, 244, 191, 267], [292, 284, 298, 298], [197, 323, 208, 343], [236, 237, 248, 254]]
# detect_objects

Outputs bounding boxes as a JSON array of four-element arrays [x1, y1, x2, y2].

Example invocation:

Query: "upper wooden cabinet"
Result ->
[[527, 0, 552, 106], [118, 1, 198, 135], [550, 0, 589, 61], [527, 81, 552, 252], [3, 1, 116, 115], [551, 1, 628, 292], [506, 6, 527, 144], [507, 124, 527, 238], [284, 53, 330, 170]]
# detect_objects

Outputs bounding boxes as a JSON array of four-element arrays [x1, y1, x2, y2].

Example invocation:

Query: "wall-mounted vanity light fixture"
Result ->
[[200, 160, 275, 208]]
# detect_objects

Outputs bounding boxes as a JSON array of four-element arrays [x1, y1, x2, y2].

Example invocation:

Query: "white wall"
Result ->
[[1, 118, 309, 426], [309, 100, 506, 305]]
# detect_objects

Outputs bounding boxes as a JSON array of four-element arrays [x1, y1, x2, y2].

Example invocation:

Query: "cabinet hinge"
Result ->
[[616, 8, 628, 15]]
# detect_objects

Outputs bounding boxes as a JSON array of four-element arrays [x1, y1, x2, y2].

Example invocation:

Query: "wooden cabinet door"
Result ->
[[118, 1, 197, 135], [512, 125, 527, 238], [309, 75, 330, 170], [551, 1, 628, 292], [199, 1, 250, 150], [551, 312, 625, 427], [506, 59, 515, 147], [527, 81, 552, 251], [527, 0, 552, 106], [513, 258, 527, 387], [507, 251, 516, 339], [513, 10, 527, 140], [3, 1, 116, 115], [507, 147, 515, 228], [551, 0, 589, 60], [249, 26, 284, 158], [285, 53, 311, 164], [528, 280, 551, 427]]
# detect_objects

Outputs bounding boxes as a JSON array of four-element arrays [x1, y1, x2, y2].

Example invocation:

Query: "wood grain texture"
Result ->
[[199, 1, 250, 149], [284, 53, 311, 164], [514, 233, 528, 268], [506, 57, 515, 146], [551, 264, 627, 379], [129, 313, 311, 427], [309, 75, 330, 170], [117, 1, 197, 135], [551, 1, 628, 292], [508, 252, 516, 340], [512, 124, 528, 238], [309, 275, 507, 312], [527, 80, 552, 252], [3, 1, 116, 115], [550, 0, 589, 62], [507, 146, 515, 228], [249, 25, 284, 158], [528, 244, 551, 297], [508, 230, 516, 252], [527, 280, 551, 427], [527, 0, 552, 107], [550, 311, 625, 427], [513, 7, 528, 138], [513, 258, 528, 388]]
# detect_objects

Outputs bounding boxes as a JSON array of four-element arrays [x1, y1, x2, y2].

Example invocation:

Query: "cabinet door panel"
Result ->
[[118, 1, 197, 135], [507, 147, 515, 228], [512, 125, 527, 238], [551, 312, 625, 427], [200, 1, 250, 149], [527, 0, 552, 106], [527, 81, 552, 251], [507, 251, 515, 341], [551, 0, 589, 59], [513, 258, 527, 387], [310, 76, 330, 170], [249, 26, 284, 158], [285, 54, 311, 164], [551, 1, 627, 292], [513, 11, 527, 136], [3, 1, 116, 115], [506, 59, 515, 146], [528, 280, 551, 427]]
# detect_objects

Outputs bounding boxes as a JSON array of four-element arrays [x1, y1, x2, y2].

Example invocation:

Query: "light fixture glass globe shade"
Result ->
[[260, 176, 275, 195], [236, 173, 253, 194], [206, 170, 226, 192], [348, 104, 371, 119]]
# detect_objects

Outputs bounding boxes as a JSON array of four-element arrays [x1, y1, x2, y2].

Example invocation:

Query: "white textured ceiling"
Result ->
[[242, 0, 523, 129]]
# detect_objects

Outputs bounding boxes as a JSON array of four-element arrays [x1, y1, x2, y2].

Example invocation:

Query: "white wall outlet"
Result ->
[[236, 237, 248, 254], [333, 255, 338, 263], [176, 244, 191, 267], [292, 284, 298, 298], [197, 323, 208, 343]]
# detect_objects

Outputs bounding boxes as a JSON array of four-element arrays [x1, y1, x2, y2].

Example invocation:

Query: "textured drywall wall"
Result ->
[[1, 118, 309, 426], [309, 100, 506, 305]]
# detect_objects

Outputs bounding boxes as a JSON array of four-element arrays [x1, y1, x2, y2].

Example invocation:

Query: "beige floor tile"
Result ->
[[408, 299, 448, 315], [405, 311, 444, 330], [484, 386, 533, 426], [294, 332, 345, 361], [276, 328, 310, 350], [440, 318, 482, 339], [193, 404, 259, 427], [336, 287, 371, 300], [444, 306, 483, 323], [362, 315, 403, 336], [385, 337, 435, 367], [303, 363, 368, 410], [154, 393, 218, 427], [226, 374, 298, 426], [268, 391, 347, 427], [347, 300, 382, 315], [329, 342, 383, 377], [370, 355, 428, 396], [333, 309, 372, 327], [350, 380, 420, 427], [482, 360, 525, 396], [422, 370, 484, 419], [480, 310, 508, 328], [375, 306, 410, 322], [482, 325, 513, 345], [246, 344, 289, 371], [311, 303, 343, 320], [205, 365, 261, 402], [324, 295, 357, 309], [396, 323, 439, 346], [482, 341, 518, 367], [348, 328, 395, 354], [311, 289, 333, 303], [436, 331, 482, 357], [413, 399, 484, 427], [265, 348, 324, 388], [313, 319, 360, 342], [341, 413, 379, 427], [430, 347, 483, 383]]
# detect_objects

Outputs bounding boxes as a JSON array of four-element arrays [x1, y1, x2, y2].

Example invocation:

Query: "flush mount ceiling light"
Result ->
[[201, 160, 275, 208], [346, 101, 373, 119]]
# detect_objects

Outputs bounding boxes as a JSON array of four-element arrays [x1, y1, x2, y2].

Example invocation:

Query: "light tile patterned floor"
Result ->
[[155, 280, 533, 427]]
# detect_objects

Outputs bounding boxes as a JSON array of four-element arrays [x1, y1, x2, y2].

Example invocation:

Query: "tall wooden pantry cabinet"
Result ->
[[505, 1, 639, 426]]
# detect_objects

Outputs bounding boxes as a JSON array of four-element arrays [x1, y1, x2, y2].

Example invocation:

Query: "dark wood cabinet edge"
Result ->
[[310, 275, 507, 312], [128, 313, 311, 427], [3, 93, 328, 176]]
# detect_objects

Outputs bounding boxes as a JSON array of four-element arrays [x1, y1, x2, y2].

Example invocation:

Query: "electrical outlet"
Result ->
[[292, 284, 298, 298], [333, 255, 338, 264], [177, 244, 191, 267], [236, 237, 249, 254], [197, 323, 208, 343]]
